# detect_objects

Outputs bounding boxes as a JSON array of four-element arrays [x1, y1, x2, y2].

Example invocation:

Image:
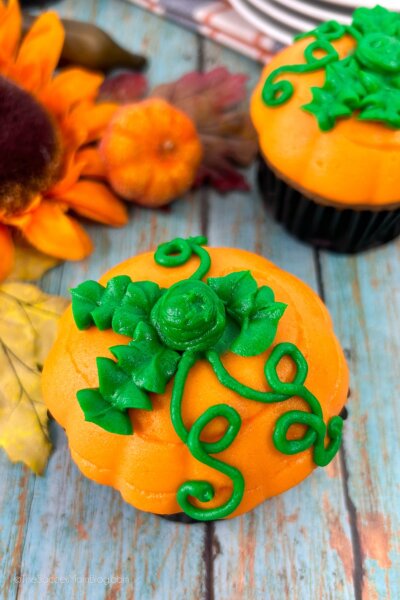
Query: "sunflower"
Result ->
[[0, 0, 128, 281]]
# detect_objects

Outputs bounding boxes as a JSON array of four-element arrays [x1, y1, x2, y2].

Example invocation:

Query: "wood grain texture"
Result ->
[[0, 0, 398, 599], [321, 242, 400, 600]]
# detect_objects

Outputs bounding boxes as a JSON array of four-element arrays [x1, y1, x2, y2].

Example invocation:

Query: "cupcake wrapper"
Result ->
[[258, 159, 400, 253]]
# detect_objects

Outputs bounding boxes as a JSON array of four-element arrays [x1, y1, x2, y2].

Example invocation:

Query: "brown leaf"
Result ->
[[151, 67, 259, 192], [0, 282, 69, 473], [6, 241, 61, 282]]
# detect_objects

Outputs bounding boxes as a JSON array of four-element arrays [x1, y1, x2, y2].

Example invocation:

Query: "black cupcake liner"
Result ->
[[258, 158, 400, 253], [157, 513, 205, 524]]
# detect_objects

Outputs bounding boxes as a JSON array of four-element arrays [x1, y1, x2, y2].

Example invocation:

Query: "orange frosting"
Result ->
[[42, 248, 349, 518], [251, 36, 400, 209]]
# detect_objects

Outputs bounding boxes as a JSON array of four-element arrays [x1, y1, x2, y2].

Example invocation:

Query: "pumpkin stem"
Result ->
[[160, 139, 175, 154]]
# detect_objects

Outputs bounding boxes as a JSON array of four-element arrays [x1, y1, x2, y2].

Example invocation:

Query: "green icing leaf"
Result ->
[[97, 357, 152, 411], [71, 277, 163, 336], [324, 58, 365, 100], [303, 86, 355, 131], [76, 357, 153, 436], [352, 6, 400, 37], [111, 322, 181, 394], [231, 288, 287, 357], [358, 69, 392, 94], [71, 280, 104, 330], [76, 389, 133, 435], [359, 89, 400, 128], [302, 54, 365, 131], [211, 316, 240, 355], [91, 276, 131, 330], [70, 276, 132, 331], [112, 281, 163, 337], [208, 273, 286, 357], [253, 285, 275, 308], [207, 271, 258, 320]]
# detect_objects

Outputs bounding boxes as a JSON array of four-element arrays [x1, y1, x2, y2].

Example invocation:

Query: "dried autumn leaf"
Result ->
[[151, 67, 258, 192], [99, 72, 148, 104], [6, 241, 61, 282], [0, 282, 68, 474]]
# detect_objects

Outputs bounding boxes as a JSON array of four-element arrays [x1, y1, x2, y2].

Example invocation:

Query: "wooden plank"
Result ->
[[203, 41, 356, 599], [0, 457, 36, 600], [320, 241, 400, 600]]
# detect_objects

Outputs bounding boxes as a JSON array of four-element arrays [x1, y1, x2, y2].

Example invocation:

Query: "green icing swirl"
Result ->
[[262, 6, 400, 130], [151, 280, 226, 352], [155, 236, 211, 280], [70, 236, 345, 521], [176, 404, 245, 521]]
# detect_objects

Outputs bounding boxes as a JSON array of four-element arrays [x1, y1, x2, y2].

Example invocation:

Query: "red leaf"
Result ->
[[99, 72, 148, 104], [195, 165, 251, 193]]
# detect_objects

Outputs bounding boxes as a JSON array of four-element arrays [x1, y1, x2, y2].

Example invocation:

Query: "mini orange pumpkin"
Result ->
[[100, 98, 203, 207]]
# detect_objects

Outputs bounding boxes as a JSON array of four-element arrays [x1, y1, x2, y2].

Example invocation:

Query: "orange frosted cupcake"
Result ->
[[251, 6, 400, 252], [43, 236, 349, 522]]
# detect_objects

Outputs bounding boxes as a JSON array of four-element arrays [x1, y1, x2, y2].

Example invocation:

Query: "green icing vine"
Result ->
[[70, 236, 344, 521], [262, 6, 400, 130]]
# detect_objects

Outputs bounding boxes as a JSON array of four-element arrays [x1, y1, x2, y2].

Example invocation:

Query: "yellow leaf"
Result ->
[[6, 242, 61, 282], [0, 282, 69, 474]]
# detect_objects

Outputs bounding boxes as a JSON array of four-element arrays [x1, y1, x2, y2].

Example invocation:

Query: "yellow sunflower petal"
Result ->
[[0, 0, 21, 65], [40, 68, 104, 116], [21, 201, 93, 260], [76, 147, 107, 179], [69, 102, 118, 144], [13, 12, 64, 92], [57, 181, 128, 226], [0, 224, 14, 281]]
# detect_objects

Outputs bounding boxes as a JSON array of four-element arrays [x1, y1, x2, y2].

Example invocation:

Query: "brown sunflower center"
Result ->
[[0, 76, 61, 216]]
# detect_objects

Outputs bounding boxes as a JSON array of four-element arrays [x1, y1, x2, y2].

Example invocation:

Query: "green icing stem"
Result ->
[[170, 342, 342, 519], [155, 236, 211, 280], [207, 343, 342, 467], [274, 411, 343, 467], [171, 352, 245, 519], [176, 404, 245, 521], [262, 39, 339, 106], [170, 351, 197, 444], [170, 352, 240, 455]]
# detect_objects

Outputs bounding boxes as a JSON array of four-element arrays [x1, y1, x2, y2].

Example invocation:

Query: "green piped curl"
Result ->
[[262, 38, 339, 107], [176, 404, 244, 521], [151, 280, 226, 352], [155, 236, 211, 280]]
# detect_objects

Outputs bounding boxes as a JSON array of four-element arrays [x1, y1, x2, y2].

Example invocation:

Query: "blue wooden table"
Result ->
[[1, 1, 399, 598]]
